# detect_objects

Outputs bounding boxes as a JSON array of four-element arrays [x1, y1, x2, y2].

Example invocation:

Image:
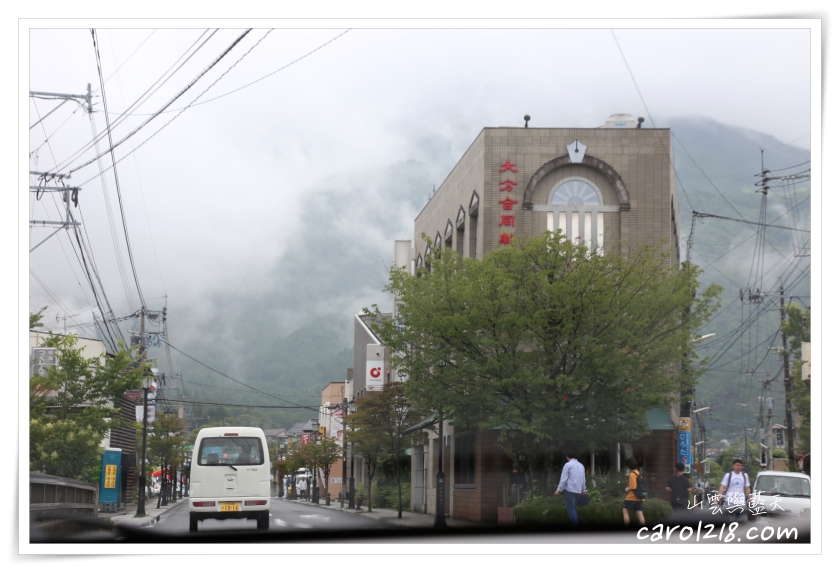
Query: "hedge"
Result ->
[[513, 495, 672, 526]]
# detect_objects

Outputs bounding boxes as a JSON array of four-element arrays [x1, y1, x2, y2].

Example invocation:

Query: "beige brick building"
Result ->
[[408, 115, 682, 522]]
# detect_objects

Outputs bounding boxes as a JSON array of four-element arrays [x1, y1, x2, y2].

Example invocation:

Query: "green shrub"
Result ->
[[514, 495, 672, 525], [371, 480, 411, 511], [587, 470, 628, 502]]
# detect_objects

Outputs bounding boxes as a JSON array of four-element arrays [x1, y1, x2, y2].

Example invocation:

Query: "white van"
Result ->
[[753, 471, 811, 518], [189, 427, 271, 532]]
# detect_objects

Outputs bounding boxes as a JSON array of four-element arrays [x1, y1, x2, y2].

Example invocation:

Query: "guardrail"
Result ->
[[30, 473, 98, 519]]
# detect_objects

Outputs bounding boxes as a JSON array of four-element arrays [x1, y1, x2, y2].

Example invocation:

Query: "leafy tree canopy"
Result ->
[[367, 232, 721, 454], [30, 334, 145, 482], [783, 303, 810, 453]]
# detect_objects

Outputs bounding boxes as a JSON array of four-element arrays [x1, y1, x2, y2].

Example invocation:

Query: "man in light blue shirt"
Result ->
[[554, 453, 587, 526]]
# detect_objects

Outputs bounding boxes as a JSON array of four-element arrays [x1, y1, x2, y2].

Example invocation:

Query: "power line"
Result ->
[[110, 29, 352, 116], [106, 30, 169, 299], [70, 209, 123, 349], [92, 28, 146, 308], [762, 133, 810, 152], [99, 29, 157, 88], [163, 341, 318, 410], [53, 29, 218, 174], [156, 397, 317, 410], [69, 28, 251, 177], [29, 270, 98, 339]]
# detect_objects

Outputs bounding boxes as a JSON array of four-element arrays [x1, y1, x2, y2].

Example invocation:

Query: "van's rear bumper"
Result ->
[[190, 498, 269, 519]]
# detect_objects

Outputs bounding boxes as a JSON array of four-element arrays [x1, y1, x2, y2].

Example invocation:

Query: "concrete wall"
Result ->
[[415, 126, 678, 261], [452, 429, 512, 522], [29, 330, 107, 362]]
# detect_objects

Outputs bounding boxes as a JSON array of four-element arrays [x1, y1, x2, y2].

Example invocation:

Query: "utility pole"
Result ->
[[434, 411, 447, 528], [29, 85, 91, 252], [744, 425, 751, 475], [780, 284, 796, 469], [341, 397, 348, 508], [135, 306, 150, 517], [348, 434, 356, 509]]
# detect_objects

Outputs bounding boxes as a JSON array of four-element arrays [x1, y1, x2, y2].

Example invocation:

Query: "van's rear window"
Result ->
[[198, 437, 264, 466]]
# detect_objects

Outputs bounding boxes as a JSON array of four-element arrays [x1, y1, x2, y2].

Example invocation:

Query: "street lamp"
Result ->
[[135, 375, 152, 517], [348, 399, 356, 510], [307, 419, 320, 505], [434, 352, 448, 528]]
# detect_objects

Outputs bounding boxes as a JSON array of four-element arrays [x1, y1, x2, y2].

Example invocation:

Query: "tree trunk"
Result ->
[[395, 456, 402, 518]]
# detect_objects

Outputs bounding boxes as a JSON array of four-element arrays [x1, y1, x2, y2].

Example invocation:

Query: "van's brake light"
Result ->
[[192, 501, 216, 507], [244, 500, 268, 506], [224, 433, 239, 436]]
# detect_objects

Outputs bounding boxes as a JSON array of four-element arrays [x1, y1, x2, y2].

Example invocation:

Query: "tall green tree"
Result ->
[[345, 382, 421, 517], [147, 411, 189, 503], [367, 232, 721, 477], [309, 437, 342, 499], [782, 303, 810, 454], [29, 334, 145, 482], [346, 403, 388, 512]]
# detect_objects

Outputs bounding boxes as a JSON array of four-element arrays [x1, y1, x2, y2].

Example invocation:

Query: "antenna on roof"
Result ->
[[524, 114, 530, 128]]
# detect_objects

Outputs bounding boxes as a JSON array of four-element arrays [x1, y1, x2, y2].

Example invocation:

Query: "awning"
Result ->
[[402, 413, 438, 435], [646, 407, 676, 431]]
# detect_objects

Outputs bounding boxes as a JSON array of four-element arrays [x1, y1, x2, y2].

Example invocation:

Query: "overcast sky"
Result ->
[[10, 8, 831, 561], [21, 22, 817, 343]]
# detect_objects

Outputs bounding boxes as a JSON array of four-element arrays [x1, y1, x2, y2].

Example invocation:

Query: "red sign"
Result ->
[[499, 160, 517, 173], [499, 161, 517, 245], [301, 433, 311, 445], [499, 179, 518, 192], [499, 197, 518, 211]]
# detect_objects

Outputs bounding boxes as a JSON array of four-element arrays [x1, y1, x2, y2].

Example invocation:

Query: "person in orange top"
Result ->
[[623, 458, 645, 526]]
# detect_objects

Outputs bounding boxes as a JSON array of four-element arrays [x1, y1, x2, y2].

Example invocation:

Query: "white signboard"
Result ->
[[30, 347, 57, 377], [330, 407, 344, 446], [366, 344, 385, 392]]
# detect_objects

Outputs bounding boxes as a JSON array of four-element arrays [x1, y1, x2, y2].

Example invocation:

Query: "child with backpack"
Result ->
[[623, 458, 646, 526]]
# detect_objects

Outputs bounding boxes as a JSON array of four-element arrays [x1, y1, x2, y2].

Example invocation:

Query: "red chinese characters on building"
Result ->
[[499, 179, 518, 192], [499, 197, 518, 211], [499, 160, 517, 173], [499, 161, 518, 245]]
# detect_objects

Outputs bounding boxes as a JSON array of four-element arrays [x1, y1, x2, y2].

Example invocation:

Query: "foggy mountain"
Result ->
[[161, 117, 810, 432]]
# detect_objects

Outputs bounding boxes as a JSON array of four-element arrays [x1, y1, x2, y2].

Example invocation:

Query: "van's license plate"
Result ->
[[220, 502, 240, 512]]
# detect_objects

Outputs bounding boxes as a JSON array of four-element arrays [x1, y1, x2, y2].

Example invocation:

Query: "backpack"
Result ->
[[632, 470, 648, 499], [720, 472, 748, 505]]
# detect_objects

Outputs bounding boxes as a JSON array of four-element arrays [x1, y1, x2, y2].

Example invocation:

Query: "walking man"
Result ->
[[554, 453, 587, 526], [666, 462, 694, 512], [716, 458, 751, 522]]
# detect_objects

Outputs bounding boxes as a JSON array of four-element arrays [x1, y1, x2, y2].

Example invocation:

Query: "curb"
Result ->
[[111, 497, 187, 528]]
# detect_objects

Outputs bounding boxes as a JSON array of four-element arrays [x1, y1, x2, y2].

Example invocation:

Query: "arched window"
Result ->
[[535, 177, 619, 251], [550, 179, 602, 206]]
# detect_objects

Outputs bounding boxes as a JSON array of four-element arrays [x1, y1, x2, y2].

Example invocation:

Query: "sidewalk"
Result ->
[[279, 496, 484, 528], [106, 495, 189, 528]]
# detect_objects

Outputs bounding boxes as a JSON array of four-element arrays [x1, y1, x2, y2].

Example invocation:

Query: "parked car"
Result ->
[[753, 470, 810, 518]]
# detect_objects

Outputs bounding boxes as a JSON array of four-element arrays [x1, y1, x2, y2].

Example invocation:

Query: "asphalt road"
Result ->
[[151, 498, 395, 535]]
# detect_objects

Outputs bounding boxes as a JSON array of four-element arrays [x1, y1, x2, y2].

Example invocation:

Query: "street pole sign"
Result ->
[[678, 417, 692, 473], [99, 448, 122, 511]]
